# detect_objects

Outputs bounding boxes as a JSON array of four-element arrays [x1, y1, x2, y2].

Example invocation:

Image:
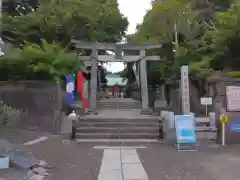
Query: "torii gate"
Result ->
[[72, 40, 163, 112]]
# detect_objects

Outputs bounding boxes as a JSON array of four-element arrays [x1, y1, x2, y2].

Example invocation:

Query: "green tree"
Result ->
[[3, 0, 128, 46], [126, 0, 201, 86], [0, 40, 80, 81]]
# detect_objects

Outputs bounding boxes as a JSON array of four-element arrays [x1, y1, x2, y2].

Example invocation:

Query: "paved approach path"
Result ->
[[25, 136, 240, 180]]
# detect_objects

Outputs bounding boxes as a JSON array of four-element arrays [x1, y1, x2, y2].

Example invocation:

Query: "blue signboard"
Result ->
[[229, 118, 240, 132], [65, 74, 75, 105], [175, 115, 196, 144]]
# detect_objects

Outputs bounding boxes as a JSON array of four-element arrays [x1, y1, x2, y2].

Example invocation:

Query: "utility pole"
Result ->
[[173, 22, 178, 54], [0, 0, 4, 56]]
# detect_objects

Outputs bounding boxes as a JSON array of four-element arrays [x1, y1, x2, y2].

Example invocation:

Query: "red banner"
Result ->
[[77, 71, 83, 94], [77, 71, 88, 108]]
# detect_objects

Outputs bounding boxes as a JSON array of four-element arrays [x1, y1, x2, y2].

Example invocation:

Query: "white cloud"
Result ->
[[118, 0, 152, 34], [103, 62, 126, 73]]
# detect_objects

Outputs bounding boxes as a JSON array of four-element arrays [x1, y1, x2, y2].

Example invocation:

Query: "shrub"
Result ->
[[0, 101, 21, 127]]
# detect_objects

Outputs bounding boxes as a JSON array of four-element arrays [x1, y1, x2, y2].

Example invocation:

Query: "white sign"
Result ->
[[200, 97, 212, 105], [226, 86, 240, 111]]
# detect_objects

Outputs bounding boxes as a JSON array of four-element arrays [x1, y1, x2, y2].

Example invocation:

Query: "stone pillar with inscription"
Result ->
[[180, 66, 190, 114]]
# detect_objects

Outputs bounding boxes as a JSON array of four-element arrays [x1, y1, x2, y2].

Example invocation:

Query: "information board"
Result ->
[[175, 115, 196, 144], [226, 86, 240, 112]]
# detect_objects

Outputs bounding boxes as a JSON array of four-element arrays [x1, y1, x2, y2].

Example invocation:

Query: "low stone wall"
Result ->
[[161, 110, 217, 143], [208, 73, 240, 144], [0, 81, 64, 133]]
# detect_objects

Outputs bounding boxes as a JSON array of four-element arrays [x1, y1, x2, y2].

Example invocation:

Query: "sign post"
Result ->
[[220, 114, 229, 146], [200, 97, 212, 123], [174, 114, 197, 151]]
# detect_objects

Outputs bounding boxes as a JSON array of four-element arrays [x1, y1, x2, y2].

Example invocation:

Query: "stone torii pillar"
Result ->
[[89, 48, 98, 111], [139, 49, 149, 111]]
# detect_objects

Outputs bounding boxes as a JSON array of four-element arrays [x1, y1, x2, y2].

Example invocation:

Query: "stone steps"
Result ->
[[195, 117, 216, 132], [78, 122, 158, 128], [76, 127, 158, 133], [69, 139, 159, 143], [96, 99, 141, 109], [76, 133, 158, 139], [96, 103, 141, 109], [76, 117, 160, 140]]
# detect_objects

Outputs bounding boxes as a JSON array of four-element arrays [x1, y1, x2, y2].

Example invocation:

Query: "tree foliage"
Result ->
[[126, 0, 240, 87], [2, 0, 128, 82], [0, 40, 80, 81], [2, 0, 39, 16], [3, 0, 128, 46]]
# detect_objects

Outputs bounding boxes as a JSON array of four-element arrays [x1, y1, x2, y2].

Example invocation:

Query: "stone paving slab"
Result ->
[[121, 149, 141, 164], [98, 148, 148, 180], [98, 169, 123, 180], [122, 163, 148, 180]]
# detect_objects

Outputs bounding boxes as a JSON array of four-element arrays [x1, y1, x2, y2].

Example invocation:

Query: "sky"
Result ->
[[104, 0, 152, 73]]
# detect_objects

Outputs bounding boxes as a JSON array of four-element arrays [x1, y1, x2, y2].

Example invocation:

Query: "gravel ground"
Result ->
[[0, 128, 51, 144], [138, 142, 240, 180], [27, 139, 240, 180], [0, 129, 52, 180], [27, 137, 102, 180], [1, 129, 240, 180]]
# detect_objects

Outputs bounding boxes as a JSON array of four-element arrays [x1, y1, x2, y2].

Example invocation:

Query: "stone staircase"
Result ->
[[75, 109, 159, 142], [96, 98, 141, 110], [195, 117, 217, 132]]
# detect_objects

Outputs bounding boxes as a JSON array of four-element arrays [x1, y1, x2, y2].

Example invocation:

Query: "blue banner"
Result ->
[[175, 115, 196, 144], [65, 74, 75, 105], [229, 118, 240, 132]]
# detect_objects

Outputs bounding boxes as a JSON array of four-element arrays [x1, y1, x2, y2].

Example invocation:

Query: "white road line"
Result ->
[[94, 146, 147, 149], [24, 136, 48, 146], [98, 148, 148, 180]]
